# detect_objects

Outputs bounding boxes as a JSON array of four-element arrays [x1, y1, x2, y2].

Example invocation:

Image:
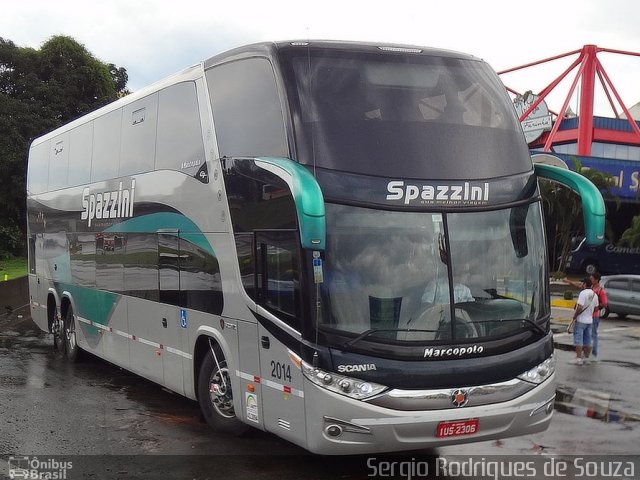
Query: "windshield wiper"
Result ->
[[521, 318, 547, 336], [343, 328, 439, 349], [485, 318, 547, 335], [466, 318, 547, 336], [343, 319, 547, 349]]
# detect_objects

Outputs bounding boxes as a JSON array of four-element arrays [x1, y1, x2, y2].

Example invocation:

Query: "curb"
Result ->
[[551, 299, 576, 308]]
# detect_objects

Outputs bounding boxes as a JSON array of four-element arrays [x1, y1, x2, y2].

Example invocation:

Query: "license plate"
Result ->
[[436, 418, 479, 438]]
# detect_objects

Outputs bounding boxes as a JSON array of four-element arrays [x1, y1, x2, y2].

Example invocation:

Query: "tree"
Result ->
[[0, 35, 128, 257], [619, 215, 640, 247], [109, 63, 130, 96], [539, 157, 617, 273]]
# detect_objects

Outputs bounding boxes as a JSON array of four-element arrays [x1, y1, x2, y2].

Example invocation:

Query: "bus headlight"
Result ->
[[517, 354, 556, 385], [301, 360, 387, 400]]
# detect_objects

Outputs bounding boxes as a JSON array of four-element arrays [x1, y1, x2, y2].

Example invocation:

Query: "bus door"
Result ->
[[157, 232, 186, 395], [254, 231, 307, 442], [29, 234, 46, 331]]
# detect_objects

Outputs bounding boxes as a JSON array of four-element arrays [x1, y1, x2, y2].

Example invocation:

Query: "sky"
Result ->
[[4, 0, 640, 117]]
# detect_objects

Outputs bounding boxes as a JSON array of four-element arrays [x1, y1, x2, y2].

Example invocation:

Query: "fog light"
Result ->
[[325, 424, 343, 437], [546, 401, 554, 414], [530, 395, 556, 416]]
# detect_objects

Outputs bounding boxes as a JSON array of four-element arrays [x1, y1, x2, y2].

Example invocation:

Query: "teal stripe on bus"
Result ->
[[105, 212, 214, 255], [57, 282, 118, 328]]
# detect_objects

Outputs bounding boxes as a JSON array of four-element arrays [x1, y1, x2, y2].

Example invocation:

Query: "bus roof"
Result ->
[[30, 40, 482, 149], [204, 40, 481, 69]]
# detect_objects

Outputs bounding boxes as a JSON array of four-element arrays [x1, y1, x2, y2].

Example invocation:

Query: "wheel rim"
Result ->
[[53, 316, 65, 349], [208, 366, 235, 419], [66, 315, 76, 352]]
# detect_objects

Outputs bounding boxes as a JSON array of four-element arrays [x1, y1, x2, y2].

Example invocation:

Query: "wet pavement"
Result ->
[[0, 306, 303, 453], [443, 308, 640, 457], [0, 305, 639, 478]]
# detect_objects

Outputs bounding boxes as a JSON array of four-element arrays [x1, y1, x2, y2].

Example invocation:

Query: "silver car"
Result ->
[[600, 275, 640, 318]]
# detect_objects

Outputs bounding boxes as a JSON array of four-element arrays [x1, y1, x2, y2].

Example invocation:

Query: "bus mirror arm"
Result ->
[[509, 205, 528, 258], [534, 164, 606, 247], [255, 157, 327, 250]]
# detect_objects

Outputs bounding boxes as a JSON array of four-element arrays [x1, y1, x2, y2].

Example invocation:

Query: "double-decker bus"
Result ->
[[26, 41, 605, 454]]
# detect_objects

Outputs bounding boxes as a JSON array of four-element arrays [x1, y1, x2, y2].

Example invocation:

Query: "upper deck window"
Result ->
[[279, 49, 531, 179], [206, 58, 288, 159]]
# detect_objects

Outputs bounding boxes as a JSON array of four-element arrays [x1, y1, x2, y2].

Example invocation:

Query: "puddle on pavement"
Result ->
[[0, 323, 53, 352], [0, 375, 27, 387], [604, 359, 640, 369], [67, 355, 204, 426], [1, 320, 201, 426], [555, 384, 640, 424]]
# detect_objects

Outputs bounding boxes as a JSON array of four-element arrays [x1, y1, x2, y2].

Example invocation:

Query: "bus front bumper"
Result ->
[[303, 374, 555, 455]]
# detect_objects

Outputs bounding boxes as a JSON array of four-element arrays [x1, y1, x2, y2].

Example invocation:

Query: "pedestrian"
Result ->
[[589, 272, 608, 362], [567, 277, 599, 365], [565, 273, 608, 362]]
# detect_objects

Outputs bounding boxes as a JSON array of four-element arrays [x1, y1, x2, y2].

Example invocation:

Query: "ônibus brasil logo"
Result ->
[[386, 180, 490, 206], [81, 180, 135, 227]]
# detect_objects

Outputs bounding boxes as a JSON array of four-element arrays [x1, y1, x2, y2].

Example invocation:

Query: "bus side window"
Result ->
[[91, 109, 122, 183], [157, 233, 224, 314], [69, 233, 96, 288], [120, 93, 158, 176], [179, 236, 223, 315], [158, 233, 180, 307], [48, 133, 69, 191], [156, 82, 206, 175], [27, 141, 50, 194], [256, 231, 301, 331], [124, 233, 159, 302], [96, 233, 125, 294], [67, 122, 92, 187], [235, 233, 256, 301]]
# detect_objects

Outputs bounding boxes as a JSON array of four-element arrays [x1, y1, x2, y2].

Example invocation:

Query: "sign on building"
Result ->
[[514, 93, 553, 144]]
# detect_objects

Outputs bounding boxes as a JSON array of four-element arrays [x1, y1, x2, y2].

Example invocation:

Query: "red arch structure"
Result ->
[[498, 45, 640, 155]]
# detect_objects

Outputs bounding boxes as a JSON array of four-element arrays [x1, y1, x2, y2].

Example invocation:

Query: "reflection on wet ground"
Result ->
[[0, 308, 209, 456], [550, 317, 640, 433], [555, 383, 640, 425]]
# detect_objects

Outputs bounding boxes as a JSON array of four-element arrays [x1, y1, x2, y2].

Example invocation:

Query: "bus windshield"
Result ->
[[280, 48, 531, 179], [317, 201, 548, 343]]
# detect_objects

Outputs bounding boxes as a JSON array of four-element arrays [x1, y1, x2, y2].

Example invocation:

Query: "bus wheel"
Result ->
[[52, 312, 65, 353], [601, 306, 610, 318], [584, 262, 599, 275], [198, 344, 248, 436], [63, 305, 82, 362]]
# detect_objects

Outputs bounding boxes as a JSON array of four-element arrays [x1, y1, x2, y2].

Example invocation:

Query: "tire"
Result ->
[[198, 344, 249, 436], [63, 305, 82, 362], [52, 311, 65, 353], [600, 306, 610, 319], [584, 262, 599, 275]]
